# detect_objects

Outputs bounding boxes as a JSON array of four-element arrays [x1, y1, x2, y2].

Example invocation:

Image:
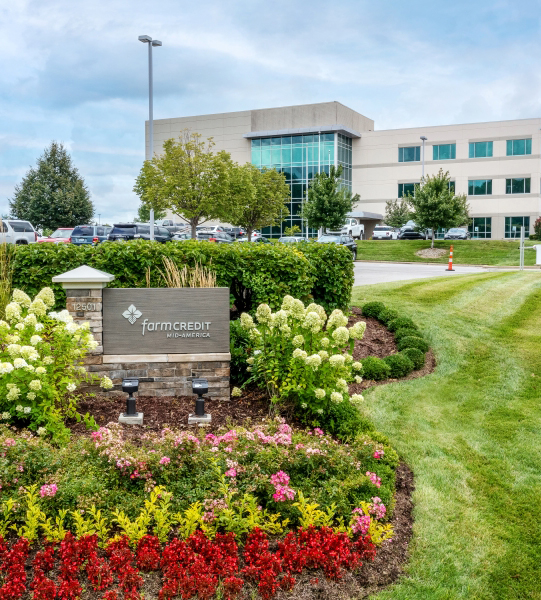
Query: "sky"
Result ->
[[1, 0, 540, 224]]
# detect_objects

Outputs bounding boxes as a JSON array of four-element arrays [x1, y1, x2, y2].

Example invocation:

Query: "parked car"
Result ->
[[444, 228, 471, 240], [198, 226, 227, 234], [70, 225, 111, 246], [235, 236, 271, 243], [197, 231, 233, 243], [341, 218, 365, 240], [278, 236, 304, 243], [398, 221, 432, 240], [372, 225, 399, 240], [316, 233, 357, 259], [108, 223, 173, 243], [223, 227, 245, 239], [172, 232, 192, 241], [166, 225, 189, 235], [37, 228, 74, 244], [0, 219, 37, 244]]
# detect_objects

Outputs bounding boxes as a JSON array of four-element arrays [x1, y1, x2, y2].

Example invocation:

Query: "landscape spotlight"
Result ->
[[188, 378, 211, 425], [119, 378, 143, 425]]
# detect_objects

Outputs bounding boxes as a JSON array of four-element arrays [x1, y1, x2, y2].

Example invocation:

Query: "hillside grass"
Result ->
[[356, 239, 538, 266], [351, 272, 541, 599]]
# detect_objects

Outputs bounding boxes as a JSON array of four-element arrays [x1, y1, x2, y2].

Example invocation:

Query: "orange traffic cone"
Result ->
[[446, 245, 455, 271]]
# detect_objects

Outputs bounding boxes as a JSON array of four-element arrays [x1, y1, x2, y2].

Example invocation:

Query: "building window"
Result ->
[[468, 217, 492, 239], [468, 180, 492, 195], [398, 183, 417, 197], [506, 139, 532, 156], [506, 178, 531, 194], [505, 216, 530, 238], [398, 146, 420, 162], [449, 181, 455, 193], [433, 144, 456, 160], [469, 141, 493, 158]]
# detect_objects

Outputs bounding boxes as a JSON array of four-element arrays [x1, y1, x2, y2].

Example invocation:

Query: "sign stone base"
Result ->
[[119, 413, 144, 425], [188, 413, 212, 426]]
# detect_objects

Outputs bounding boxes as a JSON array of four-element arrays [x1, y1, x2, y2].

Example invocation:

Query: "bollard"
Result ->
[[446, 245, 455, 272]]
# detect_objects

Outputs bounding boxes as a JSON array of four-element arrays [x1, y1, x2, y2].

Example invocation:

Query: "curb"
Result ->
[[354, 260, 541, 269]]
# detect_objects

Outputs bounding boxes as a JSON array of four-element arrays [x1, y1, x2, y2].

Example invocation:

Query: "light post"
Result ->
[[98, 214, 101, 225], [420, 136, 427, 180], [138, 34, 162, 240]]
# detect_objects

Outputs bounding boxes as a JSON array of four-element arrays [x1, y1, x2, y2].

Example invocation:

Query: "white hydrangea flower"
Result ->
[[42, 357, 54, 365], [25, 365, 35, 372], [316, 408, 324, 415], [231, 387, 242, 397], [253, 350, 262, 355], [30, 335, 42, 346], [15, 404, 23, 412], [318, 350, 329, 361], [0, 363, 14, 375], [320, 338, 330, 348], [65, 322, 79, 334], [305, 354, 322, 369], [292, 335, 304, 348], [14, 323, 24, 331], [305, 303, 327, 322], [240, 313, 255, 330], [35, 287, 55, 309], [351, 394, 364, 405], [88, 340, 99, 350], [7, 344, 21, 357], [23, 407, 31, 414], [247, 366, 252, 372], [100, 376, 113, 390], [330, 391, 343, 404], [290, 299, 305, 318], [327, 309, 348, 329], [24, 314, 37, 326], [12, 290, 32, 307], [5, 302, 22, 322], [37, 427, 47, 436], [281, 295, 295, 311], [28, 299, 47, 317], [1, 412, 10, 420], [271, 310, 288, 328], [27, 392, 36, 401], [337, 378, 349, 392], [329, 354, 346, 367], [66, 383, 77, 392], [35, 367, 46, 375], [246, 357, 255, 365], [28, 380, 42, 391], [303, 312, 322, 333], [280, 323, 291, 335], [34, 323, 44, 332], [315, 388, 326, 399], [355, 375, 363, 384], [301, 402, 307, 409], [332, 327, 350, 345], [255, 303, 272, 324], [55, 310, 73, 323], [13, 358, 28, 369], [292, 348, 308, 360], [349, 321, 367, 340], [344, 354, 353, 364], [352, 361, 363, 371], [0, 320, 9, 330]]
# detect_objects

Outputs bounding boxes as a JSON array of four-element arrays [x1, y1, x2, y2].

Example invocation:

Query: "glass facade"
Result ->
[[398, 146, 420, 162], [469, 141, 493, 158], [469, 217, 492, 239], [506, 139, 532, 156], [250, 132, 352, 238], [506, 178, 531, 194], [398, 183, 417, 197], [468, 179, 492, 195], [505, 216, 530, 238], [433, 144, 456, 160]]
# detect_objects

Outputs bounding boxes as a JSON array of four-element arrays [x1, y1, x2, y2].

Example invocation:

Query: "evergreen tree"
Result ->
[[302, 165, 359, 232], [9, 142, 94, 230], [136, 203, 166, 223]]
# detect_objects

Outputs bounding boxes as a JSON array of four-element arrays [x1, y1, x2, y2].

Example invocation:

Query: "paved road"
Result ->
[[354, 261, 489, 286]]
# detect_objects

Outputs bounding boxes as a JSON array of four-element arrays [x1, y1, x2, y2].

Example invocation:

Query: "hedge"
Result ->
[[383, 353, 415, 378], [387, 317, 417, 332], [396, 336, 429, 353], [360, 302, 385, 319], [401, 347, 425, 370], [11, 240, 354, 313], [360, 356, 391, 381]]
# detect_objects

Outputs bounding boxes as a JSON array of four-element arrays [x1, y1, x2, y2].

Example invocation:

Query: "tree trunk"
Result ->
[[431, 229, 435, 249], [247, 227, 253, 242], [190, 220, 197, 239]]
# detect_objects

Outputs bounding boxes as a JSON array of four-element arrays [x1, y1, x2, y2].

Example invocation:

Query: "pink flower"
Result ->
[[224, 446, 233, 453], [225, 468, 237, 477], [3, 439, 15, 448], [373, 450, 384, 459], [40, 484, 58, 498], [351, 513, 371, 535], [370, 497, 387, 520], [295, 444, 305, 450], [366, 471, 382, 488], [272, 485, 296, 502], [270, 471, 290, 486], [159, 456, 171, 466], [313, 428, 324, 436]]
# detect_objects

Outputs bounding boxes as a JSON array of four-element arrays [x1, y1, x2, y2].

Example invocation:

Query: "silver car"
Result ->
[[0, 219, 37, 244]]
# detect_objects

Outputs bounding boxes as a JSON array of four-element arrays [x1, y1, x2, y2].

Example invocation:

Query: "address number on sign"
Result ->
[[74, 303, 96, 311]]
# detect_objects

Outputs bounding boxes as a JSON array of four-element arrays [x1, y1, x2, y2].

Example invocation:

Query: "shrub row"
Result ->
[[11, 240, 354, 314], [360, 302, 430, 380]]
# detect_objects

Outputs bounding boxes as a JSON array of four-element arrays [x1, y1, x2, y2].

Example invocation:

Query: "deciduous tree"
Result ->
[[409, 169, 470, 248], [9, 142, 94, 230], [384, 198, 411, 228], [302, 165, 359, 232]]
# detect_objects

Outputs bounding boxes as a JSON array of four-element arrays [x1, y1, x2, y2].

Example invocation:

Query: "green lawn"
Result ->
[[351, 272, 541, 599], [356, 239, 538, 266]]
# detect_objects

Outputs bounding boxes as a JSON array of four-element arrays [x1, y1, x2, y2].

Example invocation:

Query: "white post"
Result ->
[[520, 226, 525, 270]]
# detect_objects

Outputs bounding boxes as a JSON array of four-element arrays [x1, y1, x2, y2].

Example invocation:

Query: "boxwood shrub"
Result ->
[[387, 317, 417, 332], [12, 239, 353, 313], [361, 301, 386, 319], [361, 356, 391, 381], [401, 347, 425, 370], [394, 326, 420, 342], [383, 353, 415, 378], [378, 308, 400, 326], [397, 336, 429, 353]]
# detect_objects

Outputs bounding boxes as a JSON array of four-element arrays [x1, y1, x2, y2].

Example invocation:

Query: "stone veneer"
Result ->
[[64, 287, 230, 400]]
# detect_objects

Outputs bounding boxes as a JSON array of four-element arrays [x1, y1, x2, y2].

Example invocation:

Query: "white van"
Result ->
[[0, 220, 38, 244]]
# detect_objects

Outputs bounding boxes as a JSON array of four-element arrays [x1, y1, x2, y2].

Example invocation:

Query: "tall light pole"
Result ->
[[138, 34, 162, 239], [420, 136, 427, 181]]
